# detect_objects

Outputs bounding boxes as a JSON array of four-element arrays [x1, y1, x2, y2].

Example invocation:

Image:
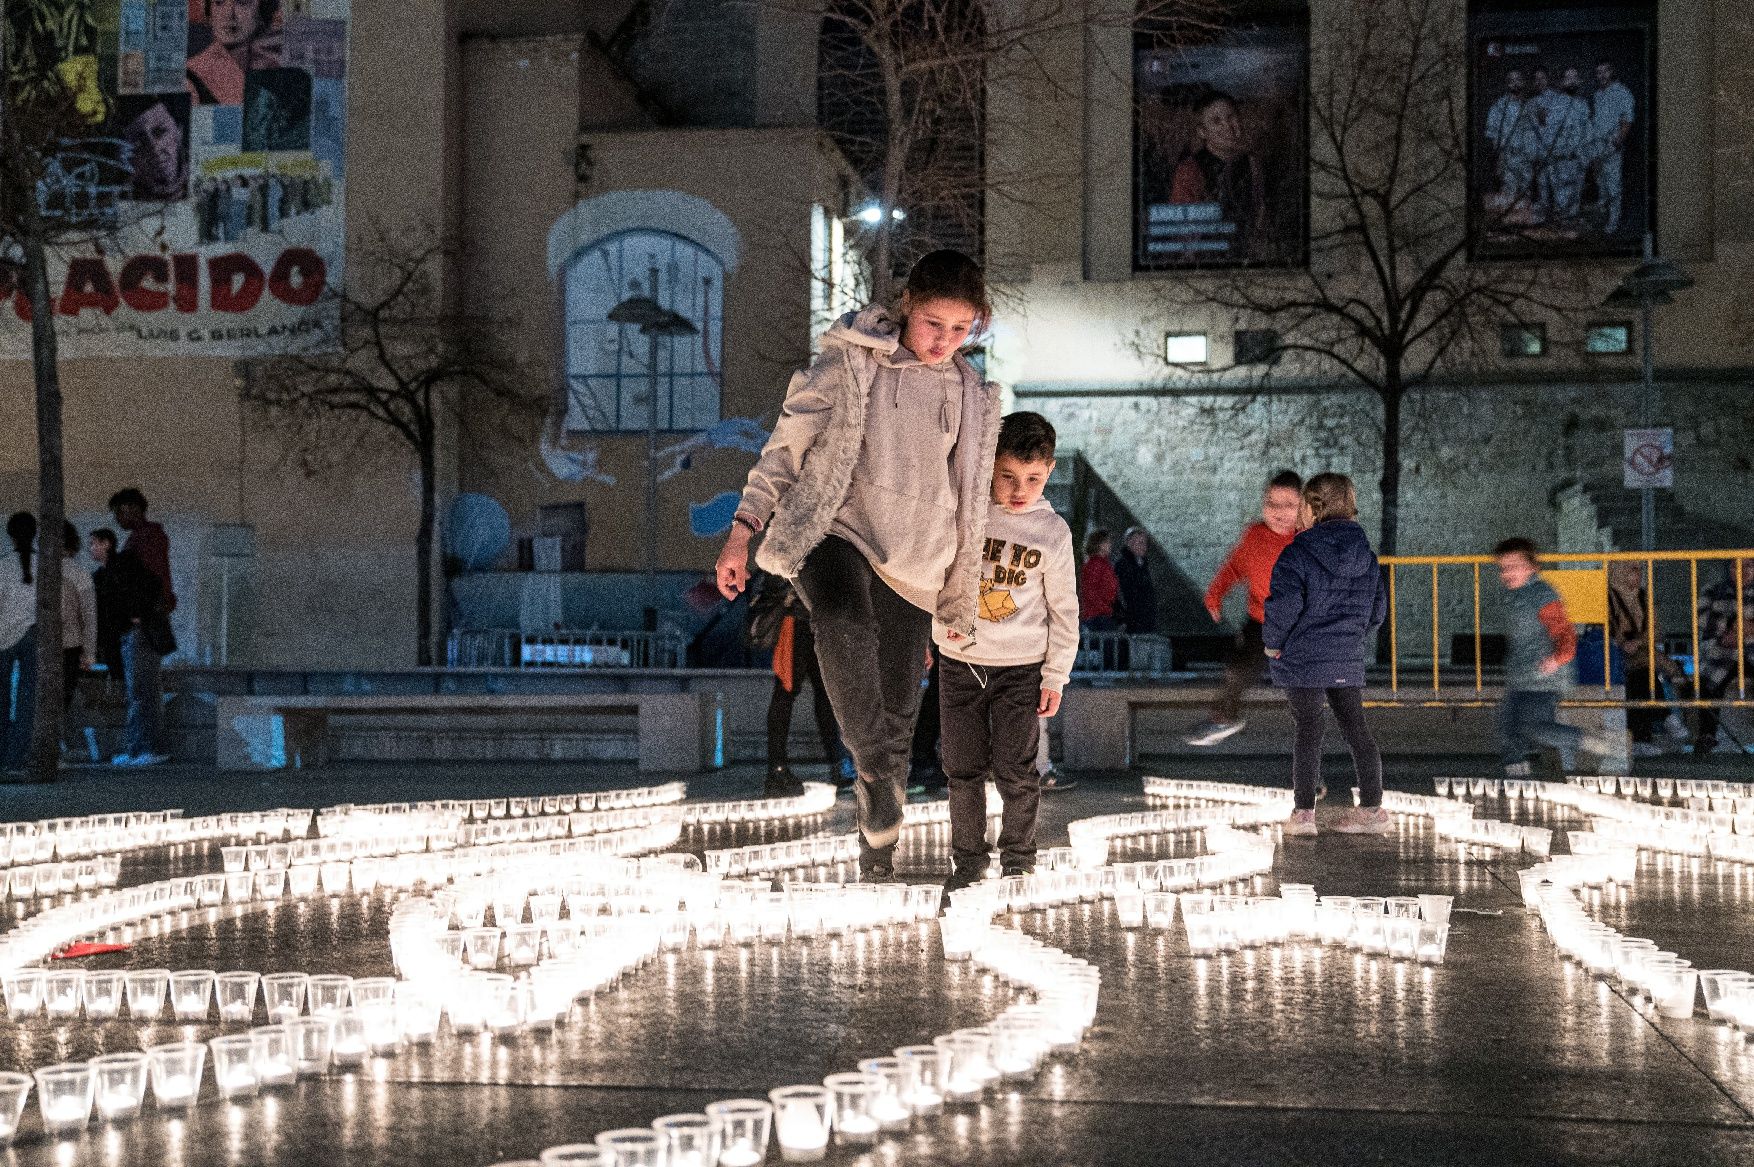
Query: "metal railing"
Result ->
[[1377, 551, 1751, 709], [1073, 632, 1176, 679], [446, 628, 686, 671]]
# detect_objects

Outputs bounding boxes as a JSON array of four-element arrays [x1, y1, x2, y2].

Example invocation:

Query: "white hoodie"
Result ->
[[934, 498, 1080, 692]]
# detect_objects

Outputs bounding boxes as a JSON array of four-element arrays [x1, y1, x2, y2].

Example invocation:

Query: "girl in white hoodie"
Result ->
[[717, 251, 1001, 880]]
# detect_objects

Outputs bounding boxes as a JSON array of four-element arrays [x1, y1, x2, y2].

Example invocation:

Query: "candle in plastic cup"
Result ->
[[856, 1057, 913, 1129], [33, 1063, 95, 1136], [91, 1051, 150, 1120], [291, 1016, 334, 1076], [250, 1025, 298, 1086], [147, 1042, 206, 1110], [1417, 895, 1454, 927], [169, 969, 216, 1022], [0, 1071, 31, 1143], [705, 1098, 772, 1166], [652, 1113, 720, 1167], [3, 969, 45, 1020], [216, 971, 261, 1024], [768, 1086, 832, 1162], [594, 1128, 663, 1167], [823, 1072, 882, 1145], [208, 1035, 258, 1099], [308, 974, 354, 1015], [81, 970, 125, 1020], [894, 1045, 944, 1115], [330, 1009, 369, 1068], [263, 972, 310, 1023]]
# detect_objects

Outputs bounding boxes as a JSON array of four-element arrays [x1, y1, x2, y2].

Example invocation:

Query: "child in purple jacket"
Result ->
[[1263, 473, 1389, 838]]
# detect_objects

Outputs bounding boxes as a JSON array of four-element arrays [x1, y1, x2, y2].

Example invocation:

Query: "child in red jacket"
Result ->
[[1186, 470, 1302, 745]]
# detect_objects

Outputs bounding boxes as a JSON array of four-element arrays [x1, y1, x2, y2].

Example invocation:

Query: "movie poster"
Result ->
[[0, 0, 348, 357], [1133, 17, 1307, 270], [1469, 5, 1653, 259]]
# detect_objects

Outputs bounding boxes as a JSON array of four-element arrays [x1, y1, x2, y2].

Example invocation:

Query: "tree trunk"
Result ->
[[1378, 378, 1403, 556], [870, 51, 909, 303], [416, 435, 436, 668], [22, 209, 65, 781]]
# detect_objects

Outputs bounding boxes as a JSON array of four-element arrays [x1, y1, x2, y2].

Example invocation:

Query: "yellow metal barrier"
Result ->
[[1373, 550, 1753, 709]]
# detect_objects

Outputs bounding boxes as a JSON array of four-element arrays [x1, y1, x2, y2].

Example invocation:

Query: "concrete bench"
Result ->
[[1060, 684, 1628, 771], [215, 692, 708, 773]]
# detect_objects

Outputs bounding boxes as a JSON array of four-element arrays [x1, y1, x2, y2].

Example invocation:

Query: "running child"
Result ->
[[937, 412, 1079, 891]]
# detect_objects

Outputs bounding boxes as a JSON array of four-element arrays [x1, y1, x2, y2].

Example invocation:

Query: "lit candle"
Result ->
[[774, 1105, 827, 1151], [42, 1098, 87, 1127], [155, 1073, 195, 1104], [219, 1068, 255, 1094], [719, 1144, 763, 1166], [872, 1094, 910, 1126], [835, 1113, 878, 1139]]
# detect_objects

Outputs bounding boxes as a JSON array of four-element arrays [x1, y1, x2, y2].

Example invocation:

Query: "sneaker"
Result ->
[[763, 765, 806, 799], [1283, 809, 1318, 837], [1184, 719, 1246, 747], [1000, 864, 1035, 878], [1039, 770, 1077, 792], [136, 753, 171, 766], [1332, 807, 1393, 835], [109, 753, 138, 767]]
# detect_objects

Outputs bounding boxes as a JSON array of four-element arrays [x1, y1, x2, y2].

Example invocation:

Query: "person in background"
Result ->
[[750, 574, 849, 798], [88, 529, 128, 683], [1078, 530, 1120, 632], [0, 513, 39, 775], [1695, 559, 1754, 757], [1265, 474, 1388, 837], [1116, 526, 1158, 635], [106, 489, 175, 767], [1186, 469, 1302, 746], [60, 523, 97, 761], [1608, 560, 1683, 756]]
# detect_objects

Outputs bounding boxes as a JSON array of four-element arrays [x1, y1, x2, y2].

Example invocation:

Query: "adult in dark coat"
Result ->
[[1262, 473, 1388, 835], [1115, 527, 1158, 635]]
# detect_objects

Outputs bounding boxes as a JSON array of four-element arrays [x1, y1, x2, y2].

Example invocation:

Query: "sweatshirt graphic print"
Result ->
[[935, 499, 1081, 692]]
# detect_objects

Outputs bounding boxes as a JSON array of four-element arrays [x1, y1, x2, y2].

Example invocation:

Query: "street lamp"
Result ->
[[1602, 238, 1692, 552], [609, 279, 698, 633]]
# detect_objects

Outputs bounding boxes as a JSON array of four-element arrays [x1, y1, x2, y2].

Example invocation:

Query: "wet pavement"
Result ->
[[0, 755, 1752, 1166]]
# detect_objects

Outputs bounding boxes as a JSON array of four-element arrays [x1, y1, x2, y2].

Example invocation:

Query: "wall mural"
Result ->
[[0, 0, 348, 357]]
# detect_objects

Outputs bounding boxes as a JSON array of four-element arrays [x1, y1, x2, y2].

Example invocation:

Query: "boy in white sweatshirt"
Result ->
[[937, 412, 1080, 889]]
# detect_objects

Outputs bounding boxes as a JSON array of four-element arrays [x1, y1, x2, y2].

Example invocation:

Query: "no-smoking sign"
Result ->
[[1624, 427, 1674, 489]]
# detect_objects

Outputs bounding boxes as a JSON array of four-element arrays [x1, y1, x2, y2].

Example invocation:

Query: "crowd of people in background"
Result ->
[[0, 489, 175, 779]]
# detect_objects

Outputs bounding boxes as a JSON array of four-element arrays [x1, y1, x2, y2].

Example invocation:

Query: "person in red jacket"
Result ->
[[1079, 529, 1121, 628], [1185, 469, 1302, 745]]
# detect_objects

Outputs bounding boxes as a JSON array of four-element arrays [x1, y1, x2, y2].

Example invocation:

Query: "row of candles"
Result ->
[[488, 923, 1101, 1166], [0, 809, 303, 869], [313, 782, 688, 837]]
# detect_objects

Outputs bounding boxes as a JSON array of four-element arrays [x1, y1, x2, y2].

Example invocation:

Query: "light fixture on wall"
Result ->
[[854, 204, 905, 225], [1163, 332, 1209, 365]]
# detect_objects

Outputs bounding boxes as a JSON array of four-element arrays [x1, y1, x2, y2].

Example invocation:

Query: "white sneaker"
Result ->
[[1332, 807, 1393, 835], [1283, 809, 1318, 837], [1185, 719, 1247, 747]]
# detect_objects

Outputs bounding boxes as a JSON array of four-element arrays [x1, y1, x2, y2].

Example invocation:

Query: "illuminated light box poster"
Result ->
[[1, 0, 348, 357], [1469, 4, 1653, 259], [1133, 16, 1308, 270]]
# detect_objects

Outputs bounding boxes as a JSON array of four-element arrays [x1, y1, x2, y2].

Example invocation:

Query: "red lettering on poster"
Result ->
[[267, 248, 326, 306], [59, 258, 120, 316], [208, 253, 266, 313], [119, 256, 172, 312], [171, 253, 200, 313]]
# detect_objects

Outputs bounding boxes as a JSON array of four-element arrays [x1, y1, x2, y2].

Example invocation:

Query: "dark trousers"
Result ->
[[1214, 619, 1267, 723], [765, 622, 843, 768], [911, 649, 942, 769], [1623, 660, 1663, 743], [940, 658, 1043, 873], [1497, 689, 1582, 771], [794, 536, 932, 866], [1285, 686, 1382, 811]]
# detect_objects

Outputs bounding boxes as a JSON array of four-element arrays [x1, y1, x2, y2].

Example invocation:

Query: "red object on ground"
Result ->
[[53, 942, 130, 959]]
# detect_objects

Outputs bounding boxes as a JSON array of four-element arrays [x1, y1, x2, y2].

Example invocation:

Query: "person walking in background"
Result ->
[[717, 250, 1002, 882], [1186, 469, 1302, 746], [1695, 559, 1754, 757], [1116, 527, 1158, 635], [1493, 538, 1617, 777], [107, 489, 176, 767], [1264, 474, 1388, 838], [88, 529, 129, 683], [0, 513, 39, 775], [749, 574, 849, 798], [60, 523, 97, 762]]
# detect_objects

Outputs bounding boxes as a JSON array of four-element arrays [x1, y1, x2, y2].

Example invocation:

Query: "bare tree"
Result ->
[[1149, 0, 1592, 553], [244, 228, 544, 666], [1, 1, 114, 780]]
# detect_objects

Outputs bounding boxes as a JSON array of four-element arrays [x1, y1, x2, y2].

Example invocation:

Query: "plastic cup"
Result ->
[[1700, 971, 1753, 1022], [704, 1099, 772, 1166], [250, 1024, 298, 1087], [537, 1146, 611, 1166], [1418, 895, 1454, 926], [1144, 891, 1177, 930], [594, 1128, 664, 1166], [146, 1041, 205, 1111], [216, 971, 261, 1024], [208, 1035, 257, 1099], [651, 1113, 719, 1167], [3, 969, 45, 1020], [81, 970, 125, 1020], [0, 1072, 31, 1143], [263, 971, 310, 1022], [91, 1051, 150, 1120], [291, 1016, 334, 1076], [169, 969, 216, 1022], [767, 1086, 832, 1162], [330, 1009, 369, 1068], [43, 969, 86, 1020], [823, 1072, 882, 1145], [33, 1062, 95, 1136], [855, 1057, 912, 1130], [125, 968, 170, 1020], [894, 1045, 944, 1115], [309, 973, 354, 1015]]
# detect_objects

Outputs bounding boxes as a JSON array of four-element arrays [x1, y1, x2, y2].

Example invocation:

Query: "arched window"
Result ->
[[563, 229, 724, 433]]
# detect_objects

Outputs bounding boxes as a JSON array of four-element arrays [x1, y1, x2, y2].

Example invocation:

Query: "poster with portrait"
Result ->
[[0, 0, 349, 357], [1468, 5, 1654, 259], [1133, 18, 1308, 270]]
